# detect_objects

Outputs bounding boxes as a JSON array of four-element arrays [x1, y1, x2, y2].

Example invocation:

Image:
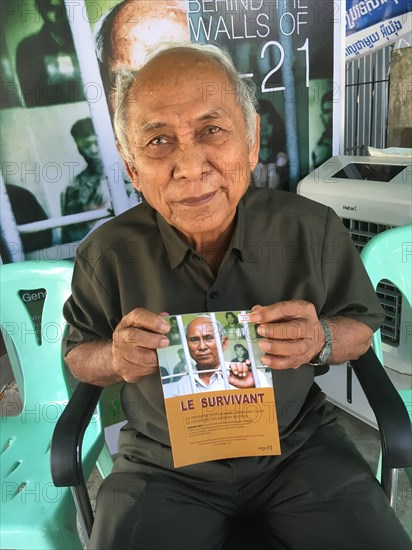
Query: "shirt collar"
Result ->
[[231, 199, 246, 262], [156, 212, 190, 269], [156, 199, 246, 270], [194, 368, 221, 388]]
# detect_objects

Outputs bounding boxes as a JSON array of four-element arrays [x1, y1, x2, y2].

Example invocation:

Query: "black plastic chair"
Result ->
[[51, 347, 412, 544]]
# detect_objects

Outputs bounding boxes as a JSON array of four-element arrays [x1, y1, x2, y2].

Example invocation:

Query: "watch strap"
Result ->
[[308, 318, 332, 366]]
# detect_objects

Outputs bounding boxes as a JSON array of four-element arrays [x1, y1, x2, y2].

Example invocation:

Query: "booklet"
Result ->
[[158, 310, 281, 468]]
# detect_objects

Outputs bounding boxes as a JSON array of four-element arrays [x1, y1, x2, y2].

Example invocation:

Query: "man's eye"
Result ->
[[204, 335, 215, 341], [149, 136, 168, 145], [205, 126, 220, 135]]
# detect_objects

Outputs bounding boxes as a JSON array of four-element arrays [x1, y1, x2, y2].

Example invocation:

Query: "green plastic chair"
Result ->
[[360, 225, 412, 509], [0, 260, 112, 549]]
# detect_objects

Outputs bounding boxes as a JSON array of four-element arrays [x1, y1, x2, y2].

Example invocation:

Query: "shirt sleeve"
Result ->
[[320, 207, 385, 331], [62, 246, 118, 357]]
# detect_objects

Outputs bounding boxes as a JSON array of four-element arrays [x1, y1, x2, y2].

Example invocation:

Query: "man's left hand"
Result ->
[[248, 300, 325, 370]]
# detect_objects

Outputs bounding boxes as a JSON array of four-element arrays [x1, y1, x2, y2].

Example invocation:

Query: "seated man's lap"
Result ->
[[259, 422, 410, 549], [89, 420, 409, 549], [89, 469, 231, 550]]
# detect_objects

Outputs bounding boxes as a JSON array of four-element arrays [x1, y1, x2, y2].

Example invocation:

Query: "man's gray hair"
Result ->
[[113, 42, 258, 163]]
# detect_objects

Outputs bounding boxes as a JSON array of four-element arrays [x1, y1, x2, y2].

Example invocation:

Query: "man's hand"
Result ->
[[248, 300, 325, 371], [112, 308, 171, 383], [228, 360, 256, 388]]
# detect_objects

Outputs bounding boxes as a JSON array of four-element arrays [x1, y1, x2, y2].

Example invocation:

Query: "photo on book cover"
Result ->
[[159, 311, 272, 397], [157, 311, 281, 468]]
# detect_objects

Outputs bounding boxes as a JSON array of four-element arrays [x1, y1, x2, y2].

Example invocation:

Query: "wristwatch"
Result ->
[[308, 319, 332, 365]]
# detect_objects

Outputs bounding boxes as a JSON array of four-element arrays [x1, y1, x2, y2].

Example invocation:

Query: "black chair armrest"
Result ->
[[351, 347, 411, 469], [351, 347, 412, 502], [51, 382, 103, 487]]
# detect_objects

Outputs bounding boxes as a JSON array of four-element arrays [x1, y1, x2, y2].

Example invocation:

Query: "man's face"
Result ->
[[109, 4, 189, 73], [226, 312, 237, 325], [121, 49, 260, 244], [260, 113, 274, 147], [76, 134, 100, 164], [186, 318, 228, 370], [235, 346, 247, 361], [321, 101, 333, 133], [106, 1, 190, 111], [40, 0, 69, 33]]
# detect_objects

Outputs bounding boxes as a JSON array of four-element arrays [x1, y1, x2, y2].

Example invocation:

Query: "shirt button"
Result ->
[[192, 254, 201, 260], [210, 291, 219, 299]]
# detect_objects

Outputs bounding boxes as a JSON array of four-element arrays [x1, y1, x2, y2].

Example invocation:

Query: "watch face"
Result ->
[[319, 343, 332, 364], [318, 319, 332, 364]]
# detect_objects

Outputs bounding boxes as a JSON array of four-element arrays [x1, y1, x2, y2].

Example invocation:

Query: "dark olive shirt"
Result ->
[[63, 187, 383, 452]]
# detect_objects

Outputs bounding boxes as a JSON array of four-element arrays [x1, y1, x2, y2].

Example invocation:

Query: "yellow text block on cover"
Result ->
[[164, 387, 281, 468]]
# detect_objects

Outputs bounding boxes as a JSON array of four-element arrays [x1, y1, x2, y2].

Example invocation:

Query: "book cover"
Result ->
[[158, 310, 281, 468]]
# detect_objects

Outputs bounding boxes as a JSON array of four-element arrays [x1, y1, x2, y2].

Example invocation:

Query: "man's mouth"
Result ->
[[197, 353, 212, 360], [180, 192, 216, 207]]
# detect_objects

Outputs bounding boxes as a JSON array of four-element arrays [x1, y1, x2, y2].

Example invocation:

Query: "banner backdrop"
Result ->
[[1, 0, 343, 261], [345, 0, 412, 60], [89, 0, 343, 190]]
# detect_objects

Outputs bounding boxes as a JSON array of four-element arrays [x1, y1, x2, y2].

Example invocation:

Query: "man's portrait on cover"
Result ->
[[160, 314, 270, 397]]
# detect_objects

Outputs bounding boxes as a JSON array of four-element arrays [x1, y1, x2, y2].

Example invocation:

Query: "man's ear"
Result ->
[[124, 161, 142, 192], [116, 141, 142, 192], [221, 336, 229, 351], [248, 114, 260, 172]]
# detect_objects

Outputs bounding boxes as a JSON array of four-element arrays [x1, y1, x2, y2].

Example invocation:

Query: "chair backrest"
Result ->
[[0, 260, 74, 409], [360, 225, 412, 363]]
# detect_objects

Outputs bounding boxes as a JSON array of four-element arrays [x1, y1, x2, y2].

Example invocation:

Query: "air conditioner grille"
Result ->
[[342, 219, 394, 253], [342, 218, 401, 346]]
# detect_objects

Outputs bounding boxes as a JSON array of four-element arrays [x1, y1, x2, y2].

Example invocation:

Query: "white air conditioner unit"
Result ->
[[297, 155, 411, 426], [298, 155, 411, 227]]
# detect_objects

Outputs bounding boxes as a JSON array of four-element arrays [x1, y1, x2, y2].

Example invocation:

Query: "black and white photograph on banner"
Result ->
[[0, 1, 113, 259], [251, 98, 289, 189], [15, 0, 84, 107], [60, 117, 113, 243], [309, 81, 334, 170], [92, 0, 191, 117], [0, 100, 113, 252]]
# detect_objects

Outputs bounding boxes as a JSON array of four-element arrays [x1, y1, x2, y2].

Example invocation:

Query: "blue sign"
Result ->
[[346, 0, 409, 36]]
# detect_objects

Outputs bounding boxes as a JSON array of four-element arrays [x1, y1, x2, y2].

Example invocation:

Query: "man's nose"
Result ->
[[89, 143, 99, 155], [172, 142, 211, 182], [198, 337, 208, 350]]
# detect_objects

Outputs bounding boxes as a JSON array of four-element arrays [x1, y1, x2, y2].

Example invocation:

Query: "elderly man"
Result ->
[[166, 315, 269, 396], [63, 44, 409, 549]]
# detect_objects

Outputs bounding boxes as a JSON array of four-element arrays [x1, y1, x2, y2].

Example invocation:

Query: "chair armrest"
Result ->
[[51, 382, 103, 487], [351, 347, 412, 469]]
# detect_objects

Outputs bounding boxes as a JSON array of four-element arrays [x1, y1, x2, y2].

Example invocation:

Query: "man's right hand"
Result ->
[[228, 360, 256, 389], [112, 308, 171, 383]]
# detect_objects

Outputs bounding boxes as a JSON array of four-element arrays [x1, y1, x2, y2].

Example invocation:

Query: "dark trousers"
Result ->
[[89, 418, 409, 550]]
